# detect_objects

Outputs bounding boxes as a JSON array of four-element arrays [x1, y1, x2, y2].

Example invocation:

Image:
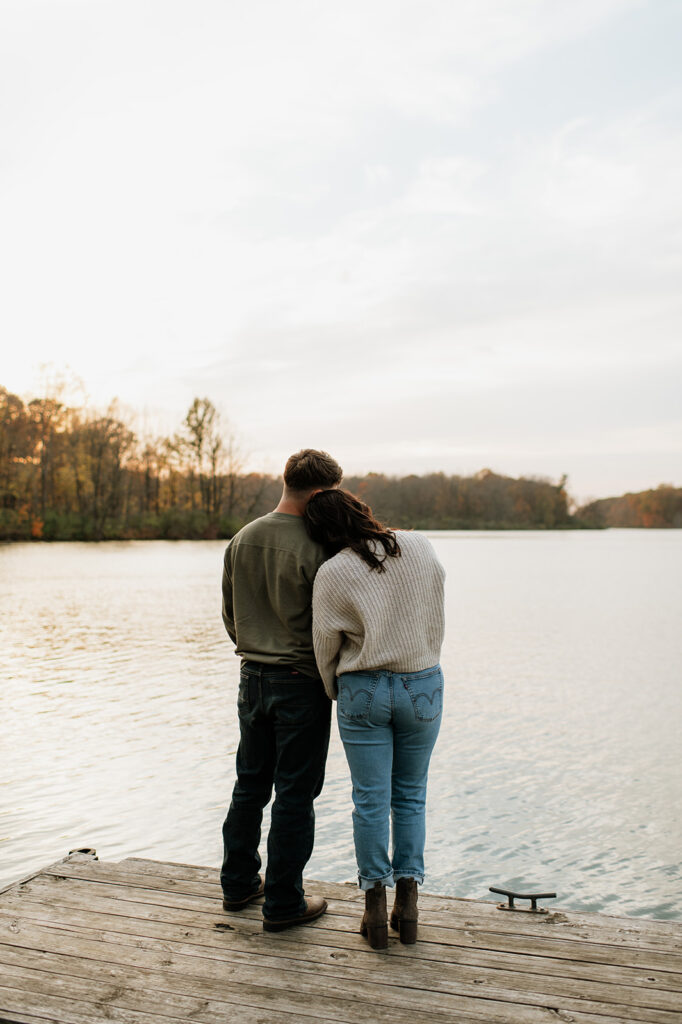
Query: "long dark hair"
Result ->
[[303, 489, 401, 572]]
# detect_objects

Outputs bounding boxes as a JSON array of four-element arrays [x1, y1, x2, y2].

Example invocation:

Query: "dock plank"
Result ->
[[41, 859, 682, 955], [6, 874, 682, 994], [1, 853, 680, 1024], [0, 985, 190, 1024], [9, 874, 682, 993], [1, 913, 681, 1018], [1, 904, 679, 1023], [0, 948, 667, 1024], [11, 872, 682, 976], [117, 857, 681, 942]]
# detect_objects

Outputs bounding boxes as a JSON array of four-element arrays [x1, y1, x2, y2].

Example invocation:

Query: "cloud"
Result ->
[[0, 0, 680, 500]]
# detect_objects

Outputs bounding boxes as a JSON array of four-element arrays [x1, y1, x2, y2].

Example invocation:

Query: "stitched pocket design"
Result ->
[[338, 675, 379, 721], [401, 668, 443, 722]]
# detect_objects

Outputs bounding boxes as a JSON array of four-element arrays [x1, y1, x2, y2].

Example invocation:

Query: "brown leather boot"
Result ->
[[390, 877, 418, 944], [360, 882, 388, 949]]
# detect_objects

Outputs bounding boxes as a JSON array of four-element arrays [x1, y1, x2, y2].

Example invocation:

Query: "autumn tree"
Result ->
[[173, 398, 223, 517], [0, 388, 32, 536]]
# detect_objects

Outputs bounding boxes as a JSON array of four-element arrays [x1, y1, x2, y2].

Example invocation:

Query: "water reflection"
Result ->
[[1, 533, 680, 919]]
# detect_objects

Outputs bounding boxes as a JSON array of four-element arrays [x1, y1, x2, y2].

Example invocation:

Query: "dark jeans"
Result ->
[[220, 661, 332, 921]]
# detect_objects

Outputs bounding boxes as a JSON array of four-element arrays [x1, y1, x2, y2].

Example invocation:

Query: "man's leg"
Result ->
[[221, 666, 275, 901], [262, 675, 331, 921]]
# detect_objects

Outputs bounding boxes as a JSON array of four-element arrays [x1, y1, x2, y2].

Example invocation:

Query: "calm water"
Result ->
[[1, 531, 680, 919]]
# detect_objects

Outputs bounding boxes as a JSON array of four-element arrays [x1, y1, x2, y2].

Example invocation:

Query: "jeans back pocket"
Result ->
[[337, 674, 379, 721], [401, 667, 443, 722], [237, 675, 252, 713]]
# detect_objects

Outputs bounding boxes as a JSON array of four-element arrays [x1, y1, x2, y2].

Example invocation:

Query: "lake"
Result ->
[[1, 531, 680, 919]]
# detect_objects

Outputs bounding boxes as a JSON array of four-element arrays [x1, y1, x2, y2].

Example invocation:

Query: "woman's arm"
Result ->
[[312, 567, 346, 699]]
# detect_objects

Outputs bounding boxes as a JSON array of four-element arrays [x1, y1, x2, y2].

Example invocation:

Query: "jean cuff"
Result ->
[[358, 871, 394, 891], [393, 871, 424, 885]]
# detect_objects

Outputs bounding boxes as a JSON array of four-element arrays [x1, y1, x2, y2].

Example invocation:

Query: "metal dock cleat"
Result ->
[[489, 886, 557, 913]]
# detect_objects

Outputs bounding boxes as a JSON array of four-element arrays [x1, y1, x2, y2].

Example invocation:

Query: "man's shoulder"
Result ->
[[230, 513, 276, 542], [229, 513, 322, 557]]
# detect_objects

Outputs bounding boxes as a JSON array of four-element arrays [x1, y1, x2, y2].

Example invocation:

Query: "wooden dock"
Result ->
[[0, 850, 680, 1024]]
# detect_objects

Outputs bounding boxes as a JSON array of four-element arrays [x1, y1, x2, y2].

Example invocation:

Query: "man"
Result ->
[[220, 448, 343, 931]]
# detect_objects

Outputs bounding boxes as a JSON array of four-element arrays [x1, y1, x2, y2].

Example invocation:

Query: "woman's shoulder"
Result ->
[[394, 529, 431, 552], [313, 549, 365, 607], [316, 547, 359, 580], [395, 531, 445, 572]]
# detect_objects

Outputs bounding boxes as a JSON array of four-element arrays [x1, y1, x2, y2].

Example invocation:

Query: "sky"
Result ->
[[1, 0, 680, 501]]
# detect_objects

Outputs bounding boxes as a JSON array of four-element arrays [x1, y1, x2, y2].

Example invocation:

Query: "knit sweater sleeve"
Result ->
[[312, 563, 349, 699]]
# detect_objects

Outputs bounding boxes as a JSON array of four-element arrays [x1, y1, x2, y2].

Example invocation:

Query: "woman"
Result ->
[[304, 489, 445, 949]]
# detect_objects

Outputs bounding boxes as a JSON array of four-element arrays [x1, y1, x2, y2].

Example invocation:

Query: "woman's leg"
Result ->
[[390, 666, 443, 883], [336, 672, 394, 890]]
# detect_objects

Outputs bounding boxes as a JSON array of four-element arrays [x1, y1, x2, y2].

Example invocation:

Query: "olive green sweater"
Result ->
[[221, 512, 327, 679]]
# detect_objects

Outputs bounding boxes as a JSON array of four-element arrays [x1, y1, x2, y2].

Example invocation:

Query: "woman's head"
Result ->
[[303, 489, 401, 571]]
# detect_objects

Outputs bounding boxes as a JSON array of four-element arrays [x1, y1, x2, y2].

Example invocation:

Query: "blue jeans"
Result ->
[[336, 665, 443, 891], [221, 662, 331, 920]]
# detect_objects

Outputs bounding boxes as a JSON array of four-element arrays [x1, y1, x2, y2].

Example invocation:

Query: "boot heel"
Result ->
[[361, 882, 388, 950], [367, 923, 388, 949], [398, 919, 417, 944], [391, 877, 419, 943]]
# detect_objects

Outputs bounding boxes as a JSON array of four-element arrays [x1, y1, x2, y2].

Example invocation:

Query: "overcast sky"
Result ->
[[1, 0, 680, 500]]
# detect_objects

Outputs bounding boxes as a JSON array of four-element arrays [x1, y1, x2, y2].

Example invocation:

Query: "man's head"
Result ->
[[283, 449, 343, 500]]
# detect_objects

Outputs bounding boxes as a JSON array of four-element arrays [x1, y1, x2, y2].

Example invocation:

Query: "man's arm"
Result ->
[[221, 546, 237, 644]]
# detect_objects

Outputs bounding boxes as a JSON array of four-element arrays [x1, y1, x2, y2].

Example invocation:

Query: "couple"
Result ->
[[220, 449, 445, 949]]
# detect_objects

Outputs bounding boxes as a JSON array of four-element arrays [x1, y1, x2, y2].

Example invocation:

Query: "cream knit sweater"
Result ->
[[312, 531, 445, 699]]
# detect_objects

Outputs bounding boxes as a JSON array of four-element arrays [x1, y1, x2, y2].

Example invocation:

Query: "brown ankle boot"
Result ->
[[360, 882, 388, 949], [390, 877, 418, 944]]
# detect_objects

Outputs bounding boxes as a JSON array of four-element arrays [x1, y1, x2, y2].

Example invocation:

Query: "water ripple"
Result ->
[[1, 533, 681, 919]]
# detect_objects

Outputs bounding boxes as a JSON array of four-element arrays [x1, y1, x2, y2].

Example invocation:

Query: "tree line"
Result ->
[[1, 385, 677, 541], [577, 487, 682, 528], [0, 387, 278, 541]]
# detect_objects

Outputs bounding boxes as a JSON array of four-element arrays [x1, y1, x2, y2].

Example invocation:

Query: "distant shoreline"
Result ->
[[3, 528, 611, 545], [3, 388, 680, 539]]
